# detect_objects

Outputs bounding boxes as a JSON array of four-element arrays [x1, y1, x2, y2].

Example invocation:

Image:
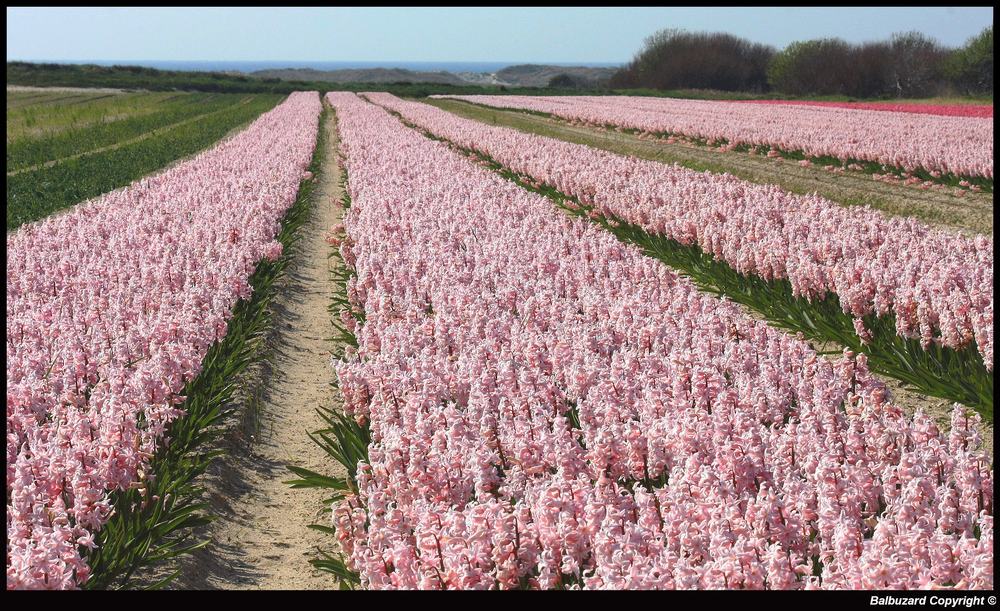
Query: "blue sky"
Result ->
[[6, 7, 994, 63]]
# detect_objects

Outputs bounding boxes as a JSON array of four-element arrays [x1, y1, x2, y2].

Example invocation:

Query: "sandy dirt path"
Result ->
[[169, 102, 345, 590]]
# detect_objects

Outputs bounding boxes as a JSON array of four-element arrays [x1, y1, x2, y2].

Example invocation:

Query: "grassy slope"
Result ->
[[7, 92, 184, 141], [6, 62, 596, 97]]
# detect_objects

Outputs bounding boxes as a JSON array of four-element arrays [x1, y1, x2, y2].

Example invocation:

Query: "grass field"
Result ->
[[6, 89, 283, 230], [8, 89, 173, 141]]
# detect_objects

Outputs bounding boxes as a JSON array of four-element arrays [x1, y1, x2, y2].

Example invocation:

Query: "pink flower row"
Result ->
[[736, 99, 994, 119], [368, 93, 994, 370], [6, 92, 323, 589], [435, 95, 994, 179], [326, 92, 993, 590]]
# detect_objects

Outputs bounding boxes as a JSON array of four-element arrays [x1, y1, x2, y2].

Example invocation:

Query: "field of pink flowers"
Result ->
[[324, 91, 993, 590], [736, 99, 993, 119], [437, 95, 994, 181], [6, 91, 322, 589], [367, 94, 994, 375]]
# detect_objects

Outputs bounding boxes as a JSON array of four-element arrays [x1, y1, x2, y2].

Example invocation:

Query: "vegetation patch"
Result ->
[[7, 93, 247, 172]]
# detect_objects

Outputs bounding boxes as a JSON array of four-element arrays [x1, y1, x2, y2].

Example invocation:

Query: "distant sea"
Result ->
[[26, 59, 625, 73]]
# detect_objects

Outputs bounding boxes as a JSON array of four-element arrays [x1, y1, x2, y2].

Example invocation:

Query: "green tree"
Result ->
[[943, 26, 993, 95], [768, 39, 894, 98]]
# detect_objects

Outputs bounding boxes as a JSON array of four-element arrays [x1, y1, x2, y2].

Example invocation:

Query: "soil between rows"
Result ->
[[165, 102, 345, 590]]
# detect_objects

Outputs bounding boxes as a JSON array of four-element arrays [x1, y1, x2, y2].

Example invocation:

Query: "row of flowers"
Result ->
[[735, 99, 993, 119], [6, 91, 323, 589], [436, 95, 993, 180], [366, 93, 994, 373], [325, 92, 993, 590]]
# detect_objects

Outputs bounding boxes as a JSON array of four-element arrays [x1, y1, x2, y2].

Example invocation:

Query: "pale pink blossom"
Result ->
[[7, 92, 323, 589], [323, 92, 994, 591]]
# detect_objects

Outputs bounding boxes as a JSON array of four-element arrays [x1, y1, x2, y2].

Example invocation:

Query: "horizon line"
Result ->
[[9, 58, 630, 65]]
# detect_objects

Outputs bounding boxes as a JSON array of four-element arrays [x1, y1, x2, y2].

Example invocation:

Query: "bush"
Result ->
[[768, 39, 894, 98], [610, 29, 774, 92], [548, 73, 588, 89], [613, 26, 991, 99]]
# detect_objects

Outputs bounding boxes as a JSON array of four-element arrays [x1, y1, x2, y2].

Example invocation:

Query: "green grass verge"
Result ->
[[81, 104, 325, 590], [6, 94, 282, 231], [7, 92, 185, 141]]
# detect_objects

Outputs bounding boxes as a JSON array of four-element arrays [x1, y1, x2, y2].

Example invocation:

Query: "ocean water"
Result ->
[[30, 59, 624, 74]]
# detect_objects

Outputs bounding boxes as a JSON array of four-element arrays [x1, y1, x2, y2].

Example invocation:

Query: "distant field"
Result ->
[[735, 98, 993, 118], [437, 95, 994, 189], [425, 97, 993, 234], [6, 88, 283, 230]]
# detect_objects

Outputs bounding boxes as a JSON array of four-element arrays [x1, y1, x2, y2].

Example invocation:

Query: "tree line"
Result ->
[[608, 27, 992, 98]]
